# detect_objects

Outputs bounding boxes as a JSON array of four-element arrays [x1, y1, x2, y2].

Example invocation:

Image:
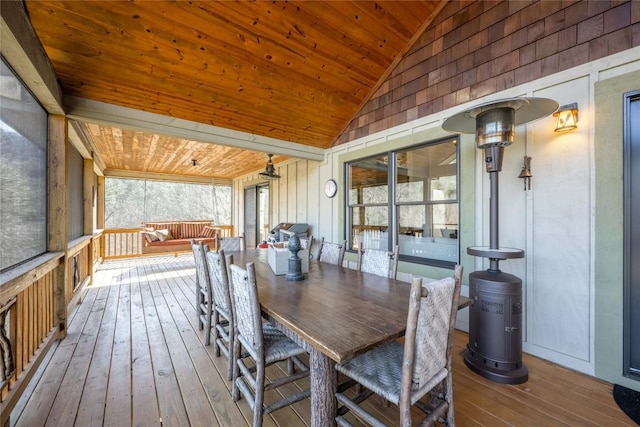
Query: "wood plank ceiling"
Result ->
[[25, 0, 444, 179]]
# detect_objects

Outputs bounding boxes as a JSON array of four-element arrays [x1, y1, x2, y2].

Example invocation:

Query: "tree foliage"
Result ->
[[105, 178, 232, 228]]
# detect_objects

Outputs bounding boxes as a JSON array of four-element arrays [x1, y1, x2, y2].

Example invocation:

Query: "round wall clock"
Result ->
[[324, 179, 338, 198]]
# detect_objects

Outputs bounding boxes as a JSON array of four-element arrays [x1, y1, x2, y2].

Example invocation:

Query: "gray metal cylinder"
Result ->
[[463, 269, 528, 384], [475, 107, 515, 148]]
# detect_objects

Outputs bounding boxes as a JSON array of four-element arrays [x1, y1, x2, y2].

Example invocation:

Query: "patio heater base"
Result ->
[[463, 269, 528, 384]]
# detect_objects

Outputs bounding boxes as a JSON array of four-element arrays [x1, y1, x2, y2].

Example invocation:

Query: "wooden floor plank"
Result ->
[[149, 258, 249, 427], [44, 284, 108, 426], [145, 259, 220, 426], [74, 267, 122, 427], [8, 277, 101, 426], [173, 255, 313, 427], [169, 276, 258, 426], [10, 254, 636, 427], [103, 265, 132, 427], [130, 259, 162, 427], [13, 266, 104, 427], [139, 259, 191, 427], [8, 338, 57, 425]]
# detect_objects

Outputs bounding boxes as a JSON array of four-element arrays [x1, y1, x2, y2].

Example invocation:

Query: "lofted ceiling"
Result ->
[[24, 0, 445, 180]]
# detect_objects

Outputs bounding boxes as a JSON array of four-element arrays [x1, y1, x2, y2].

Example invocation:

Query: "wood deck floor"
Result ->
[[9, 254, 635, 426]]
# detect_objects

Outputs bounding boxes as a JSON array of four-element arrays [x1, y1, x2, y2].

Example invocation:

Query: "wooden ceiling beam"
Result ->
[[0, 0, 63, 115], [104, 169, 232, 186], [68, 121, 107, 174], [64, 96, 326, 162]]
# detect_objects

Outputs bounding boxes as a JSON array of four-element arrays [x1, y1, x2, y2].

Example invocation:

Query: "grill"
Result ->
[[443, 97, 558, 384]]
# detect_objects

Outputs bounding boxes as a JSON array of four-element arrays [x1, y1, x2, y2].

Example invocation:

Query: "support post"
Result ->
[[84, 158, 94, 288], [97, 175, 105, 230], [489, 170, 500, 272], [48, 115, 68, 337]]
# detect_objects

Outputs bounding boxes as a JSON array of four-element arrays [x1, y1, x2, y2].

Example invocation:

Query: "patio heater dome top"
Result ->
[[442, 97, 559, 135]]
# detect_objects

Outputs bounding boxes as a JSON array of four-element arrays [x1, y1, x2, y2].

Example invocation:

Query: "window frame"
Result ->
[[345, 136, 459, 268], [0, 56, 49, 271]]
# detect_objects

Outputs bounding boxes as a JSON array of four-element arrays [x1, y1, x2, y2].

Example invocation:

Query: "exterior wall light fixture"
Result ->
[[554, 103, 578, 132]]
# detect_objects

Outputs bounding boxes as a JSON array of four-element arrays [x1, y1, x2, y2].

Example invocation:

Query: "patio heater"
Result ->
[[443, 97, 557, 384]]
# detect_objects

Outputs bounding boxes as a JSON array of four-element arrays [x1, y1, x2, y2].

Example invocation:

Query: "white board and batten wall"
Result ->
[[232, 47, 640, 378]]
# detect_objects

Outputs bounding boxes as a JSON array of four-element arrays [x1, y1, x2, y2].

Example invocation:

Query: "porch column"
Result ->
[[48, 115, 68, 337], [84, 158, 95, 287]]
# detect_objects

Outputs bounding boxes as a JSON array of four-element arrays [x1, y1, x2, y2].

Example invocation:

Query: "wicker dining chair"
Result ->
[[191, 240, 214, 344], [228, 262, 311, 427], [217, 233, 245, 251], [356, 245, 399, 279], [317, 237, 347, 266], [300, 234, 314, 257], [335, 264, 463, 427], [204, 248, 235, 380]]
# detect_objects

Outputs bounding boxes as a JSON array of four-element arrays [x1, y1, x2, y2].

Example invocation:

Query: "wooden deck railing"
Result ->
[[0, 234, 96, 424], [0, 253, 63, 423], [214, 225, 234, 238], [92, 230, 103, 264], [100, 225, 235, 260], [101, 228, 144, 259], [66, 237, 92, 304]]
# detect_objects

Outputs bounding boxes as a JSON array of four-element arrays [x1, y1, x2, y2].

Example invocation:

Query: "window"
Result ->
[[346, 137, 458, 266], [104, 178, 232, 228], [0, 57, 48, 271]]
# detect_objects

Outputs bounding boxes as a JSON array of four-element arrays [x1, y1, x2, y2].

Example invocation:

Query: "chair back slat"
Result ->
[[358, 245, 398, 279], [191, 240, 211, 295], [205, 249, 231, 313], [411, 277, 455, 387], [317, 238, 346, 266], [300, 235, 314, 259], [219, 234, 244, 251], [300, 235, 313, 250], [228, 263, 262, 348]]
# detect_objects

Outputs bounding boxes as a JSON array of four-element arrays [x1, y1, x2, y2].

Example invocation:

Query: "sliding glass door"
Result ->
[[624, 90, 640, 380]]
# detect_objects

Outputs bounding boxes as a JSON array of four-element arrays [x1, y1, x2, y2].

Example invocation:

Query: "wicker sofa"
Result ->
[[140, 220, 219, 255]]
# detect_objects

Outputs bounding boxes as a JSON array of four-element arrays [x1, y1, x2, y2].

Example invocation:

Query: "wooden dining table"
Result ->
[[228, 249, 413, 427]]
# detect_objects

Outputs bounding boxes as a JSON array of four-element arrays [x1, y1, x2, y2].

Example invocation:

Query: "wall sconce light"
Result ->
[[192, 159, 197, 167], [553, 103, 578, 132], [518, 156, 532, 190]]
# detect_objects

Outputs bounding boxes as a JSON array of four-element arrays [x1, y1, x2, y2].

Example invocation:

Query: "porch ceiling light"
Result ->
[[553, 103, 578, 132], [259, 153, 281, 180]]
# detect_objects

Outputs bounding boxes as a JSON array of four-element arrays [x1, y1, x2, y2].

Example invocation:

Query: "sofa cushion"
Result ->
[[182, 222, 207, 239]]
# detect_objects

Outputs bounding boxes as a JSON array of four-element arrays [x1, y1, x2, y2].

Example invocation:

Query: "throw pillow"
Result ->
[[199, 226, 217, 238], [155, 229, 173, 241], [141, 231, 160, 243]]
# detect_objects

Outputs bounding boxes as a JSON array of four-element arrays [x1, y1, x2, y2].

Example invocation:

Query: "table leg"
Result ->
[[310, 347, 336, 427]]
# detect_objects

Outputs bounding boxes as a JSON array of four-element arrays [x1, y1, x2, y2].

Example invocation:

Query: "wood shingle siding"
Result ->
[[335, 0, 640, 146]]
